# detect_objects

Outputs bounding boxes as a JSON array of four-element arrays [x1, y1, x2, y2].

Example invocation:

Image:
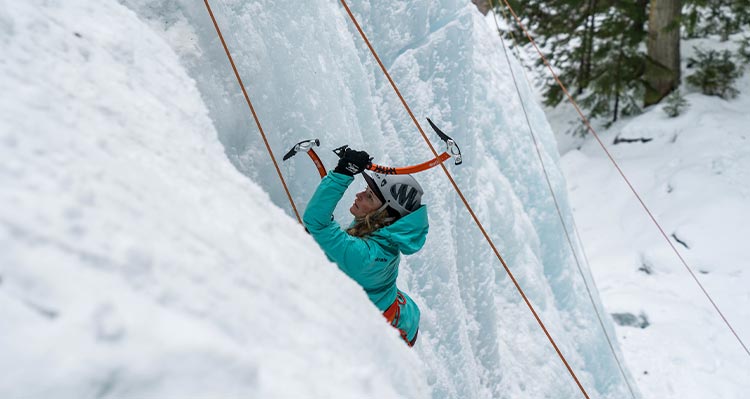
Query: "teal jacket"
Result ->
[[303, 171, 427, 342]]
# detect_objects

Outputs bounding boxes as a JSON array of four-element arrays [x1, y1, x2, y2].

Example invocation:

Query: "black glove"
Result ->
[[334, 148, 372, 176]]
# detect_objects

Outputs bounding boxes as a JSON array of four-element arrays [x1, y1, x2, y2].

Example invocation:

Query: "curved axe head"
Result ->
[[332, 144, 349, 158], [283, 138, 320, 161], [330, 119, 463, 166], [427, 118, 462, 165]]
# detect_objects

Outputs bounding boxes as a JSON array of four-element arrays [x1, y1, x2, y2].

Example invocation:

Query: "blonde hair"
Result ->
[[347, 208, 395, 238]]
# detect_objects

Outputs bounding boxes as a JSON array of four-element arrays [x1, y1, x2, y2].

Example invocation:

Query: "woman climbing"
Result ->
[[302, 148, 427, 346]]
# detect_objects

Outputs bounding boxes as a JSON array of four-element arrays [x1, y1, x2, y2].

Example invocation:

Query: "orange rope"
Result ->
[[203, 0, 302, 224], [487, 1, 637, 397], [499, 0, 750, 358], [338, 1, 590, 397]]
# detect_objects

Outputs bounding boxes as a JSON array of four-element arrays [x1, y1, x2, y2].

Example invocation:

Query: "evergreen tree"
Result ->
[[683, 0, 750, 41], [500, 0, 649, 128], [663, 90, 689, 117], [503, 0, 596, 98], [738, 36, 750, 63], [493, 0, 748, 133], [686, 48, 743, 98], [575, 4, 647, 124]]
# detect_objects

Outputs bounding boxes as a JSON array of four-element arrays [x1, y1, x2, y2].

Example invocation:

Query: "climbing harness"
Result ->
[[282, 118, 461, 178], [382, 292, 417, 347]]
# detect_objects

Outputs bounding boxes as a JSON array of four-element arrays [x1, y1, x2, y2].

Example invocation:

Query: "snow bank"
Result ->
[[0, 1, 426, 397], [562, 65, 750, 399]]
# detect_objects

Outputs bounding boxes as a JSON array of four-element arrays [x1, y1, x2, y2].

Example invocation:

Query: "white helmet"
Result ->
[[363, 171, 423, 217]]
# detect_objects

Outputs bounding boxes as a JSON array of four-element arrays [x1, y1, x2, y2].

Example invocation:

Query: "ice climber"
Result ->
[[303, 148, 426, 347]]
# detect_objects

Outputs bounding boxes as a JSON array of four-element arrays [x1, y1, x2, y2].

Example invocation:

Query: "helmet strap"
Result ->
[[374, 202, 398, 223]]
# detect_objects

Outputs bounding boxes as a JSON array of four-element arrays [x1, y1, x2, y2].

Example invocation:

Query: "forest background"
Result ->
[[472, 0, 749, 132]]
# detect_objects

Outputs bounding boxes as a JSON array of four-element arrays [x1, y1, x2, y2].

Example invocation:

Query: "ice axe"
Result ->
[[283, 118, 462, 179]]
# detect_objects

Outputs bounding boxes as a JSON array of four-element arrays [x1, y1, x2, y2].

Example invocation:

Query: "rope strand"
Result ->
[[338, 1, 590, 397], [498, 0, 750, 358], [487, 2, 638, 397], [203, 0, 302, 224]]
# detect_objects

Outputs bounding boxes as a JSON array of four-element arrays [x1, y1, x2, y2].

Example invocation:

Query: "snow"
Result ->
[[0, 0, 662, 398], [1, 1, 425, 398], [557, 36, 750, 399]]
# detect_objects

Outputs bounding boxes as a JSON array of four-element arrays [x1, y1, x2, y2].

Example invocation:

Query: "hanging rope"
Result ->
[[498, 0, 750, 358], [202, 0, 302, 224], [487, 1, 637, 397], [488, 6, 537, 92], [337, 1, 590, 397]]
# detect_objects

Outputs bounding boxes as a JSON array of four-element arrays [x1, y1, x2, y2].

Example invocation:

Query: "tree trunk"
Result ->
[[472, 0, 491, 15], [577, 0, 597, 94], [645, 0, 681, 106], [613, 34, 626, 123]]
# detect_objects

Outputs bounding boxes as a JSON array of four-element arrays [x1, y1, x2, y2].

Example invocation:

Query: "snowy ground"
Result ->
[[554, 37, 750, 399]]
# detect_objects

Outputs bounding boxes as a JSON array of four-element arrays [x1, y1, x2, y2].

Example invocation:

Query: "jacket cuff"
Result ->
[[328, 170, 355, 186]]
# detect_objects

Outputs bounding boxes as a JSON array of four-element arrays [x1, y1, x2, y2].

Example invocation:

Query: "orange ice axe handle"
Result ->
[[284, 118, 461, 179], [283, 138, 327, 178], [332, 144, 454, 175], [366, 152, 452, 175], [334, 117, 461, 174]]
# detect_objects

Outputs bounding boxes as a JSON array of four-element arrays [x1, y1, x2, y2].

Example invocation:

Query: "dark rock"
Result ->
[[611, 312, 650, 329]]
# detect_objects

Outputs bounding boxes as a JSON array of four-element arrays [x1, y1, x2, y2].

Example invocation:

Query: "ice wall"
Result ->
[[1, 1, 427, 398], [126, 0, 638, 398]]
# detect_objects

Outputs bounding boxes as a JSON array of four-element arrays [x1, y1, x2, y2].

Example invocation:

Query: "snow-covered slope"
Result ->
[[2, 0, 639, 398], [561, 52, 750, 398], [0, 1, 426, 398]]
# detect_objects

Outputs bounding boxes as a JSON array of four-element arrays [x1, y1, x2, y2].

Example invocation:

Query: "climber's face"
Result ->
[[350, 186, 383, 217]]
